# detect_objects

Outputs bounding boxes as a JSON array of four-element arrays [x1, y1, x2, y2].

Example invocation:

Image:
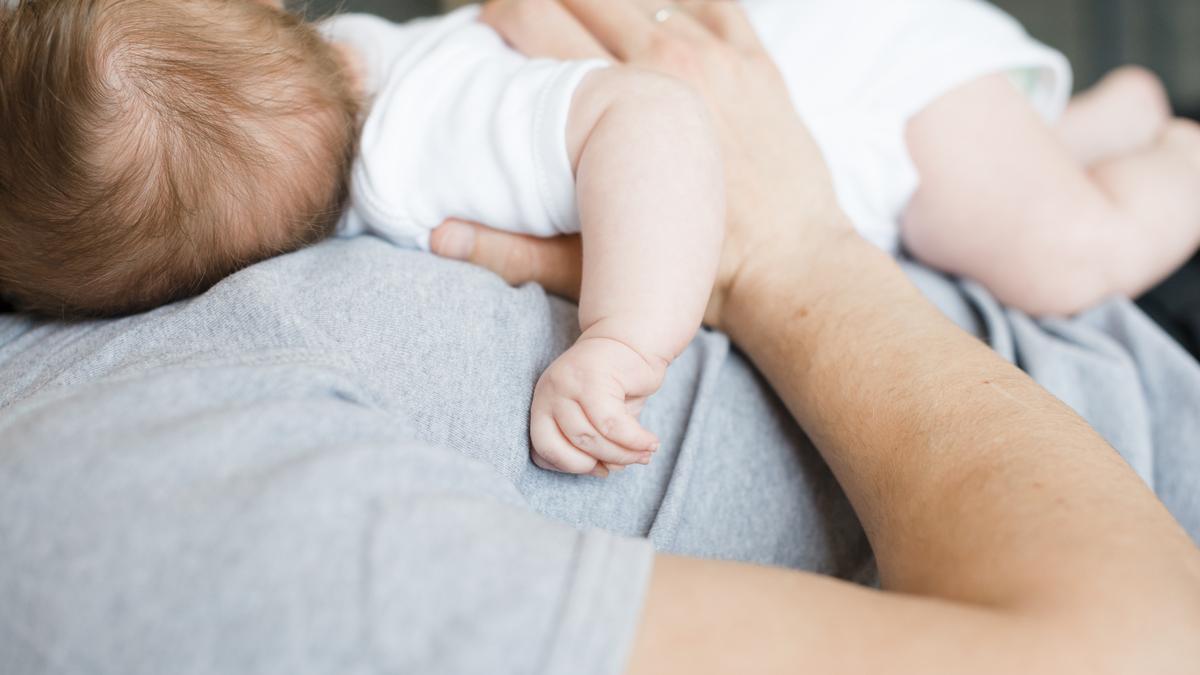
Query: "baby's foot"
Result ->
[[1059, 66, 1172, 165], [529, 337, 665, 477], [1160, 118, 1200, 172]]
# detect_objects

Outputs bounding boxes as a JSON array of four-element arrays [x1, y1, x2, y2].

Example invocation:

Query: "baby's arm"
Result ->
[[529, 67, 724, 476]]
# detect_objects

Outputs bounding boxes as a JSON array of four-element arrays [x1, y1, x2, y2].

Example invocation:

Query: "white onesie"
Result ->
[[324, 0, 1072, 254], [322, 7, 605, 250]]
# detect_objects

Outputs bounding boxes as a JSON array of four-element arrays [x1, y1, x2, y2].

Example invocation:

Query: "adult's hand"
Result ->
[[433, 4, 1200, 675], [432, 0, 851, 331]]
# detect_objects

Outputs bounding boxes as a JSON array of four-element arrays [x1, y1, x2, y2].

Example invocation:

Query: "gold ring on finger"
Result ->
[[653, 5, 678, 23]]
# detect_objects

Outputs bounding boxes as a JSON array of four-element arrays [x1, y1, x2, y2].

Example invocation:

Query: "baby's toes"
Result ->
[[1162, 118, 1200, 170]]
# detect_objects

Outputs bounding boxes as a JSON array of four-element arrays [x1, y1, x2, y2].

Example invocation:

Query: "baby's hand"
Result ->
[[530, 336, 665, 477]]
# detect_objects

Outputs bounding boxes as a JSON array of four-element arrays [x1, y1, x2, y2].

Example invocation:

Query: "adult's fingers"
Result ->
[[559, 0, 662, 61], [629, 0, 717, 45], [677, 0, 764, 54], [431, 220, 583, 302], [481, 0, 612, 60]]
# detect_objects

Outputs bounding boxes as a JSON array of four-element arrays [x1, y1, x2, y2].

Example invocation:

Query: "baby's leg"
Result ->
[[1057, 66, 1173, 166], [902, 73, 1200, 316]]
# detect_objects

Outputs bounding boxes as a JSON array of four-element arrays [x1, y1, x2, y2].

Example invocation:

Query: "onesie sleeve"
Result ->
[[326, 8, 608, 248]]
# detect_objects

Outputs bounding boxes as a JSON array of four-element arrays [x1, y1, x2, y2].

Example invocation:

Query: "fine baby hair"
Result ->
[[0, 0, 360, 316]]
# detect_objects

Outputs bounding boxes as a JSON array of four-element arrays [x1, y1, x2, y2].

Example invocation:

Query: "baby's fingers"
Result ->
[[580, 394, 660, 453], [554, 400, 652, 467], [530, 410, 601, 476]]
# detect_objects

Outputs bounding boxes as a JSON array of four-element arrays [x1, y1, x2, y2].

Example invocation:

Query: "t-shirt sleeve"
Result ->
[[0, 360, 653, 675], [326, 9, 607, 249]]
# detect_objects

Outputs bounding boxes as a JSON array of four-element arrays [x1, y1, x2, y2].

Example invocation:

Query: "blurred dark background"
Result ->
[[994, 0, 1200, 116], [303, 0, 436, 23]]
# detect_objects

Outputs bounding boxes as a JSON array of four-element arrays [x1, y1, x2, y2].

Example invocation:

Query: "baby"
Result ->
[[0, 0, 723, 478]]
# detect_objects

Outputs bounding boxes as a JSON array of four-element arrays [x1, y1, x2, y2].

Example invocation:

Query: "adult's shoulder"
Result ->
[[0, 238, 655, 675]]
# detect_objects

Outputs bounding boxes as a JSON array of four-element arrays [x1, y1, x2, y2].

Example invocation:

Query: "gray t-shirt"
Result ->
[[0, 240, 659, 675], [3, 237, 1198, 674]]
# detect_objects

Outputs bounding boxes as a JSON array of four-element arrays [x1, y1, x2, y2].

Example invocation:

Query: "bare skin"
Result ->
[[1058, 65, 1174, 165], [903, 70, 1200, 316], [431, 1, 1200, 672]]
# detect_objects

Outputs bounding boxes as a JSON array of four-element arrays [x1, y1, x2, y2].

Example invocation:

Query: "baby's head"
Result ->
[[0, 0, 359, 317]]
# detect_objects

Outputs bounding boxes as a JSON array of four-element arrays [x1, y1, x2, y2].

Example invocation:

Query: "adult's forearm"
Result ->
[[723, 225, 1200, 613], [625, 219, 1200, 675]]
